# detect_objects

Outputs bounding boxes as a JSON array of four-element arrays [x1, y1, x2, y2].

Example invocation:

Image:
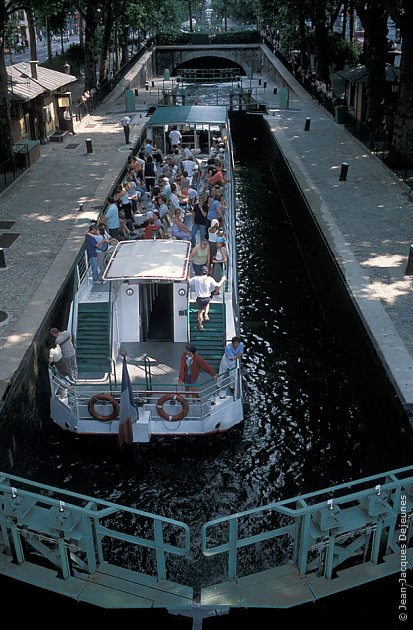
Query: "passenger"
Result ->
[[188, 266, 226, 331], [172, 209, 192, 240], [191, 194, 207, 246], [50, 327, 78, 380], [84, 224, 100, 283], [211, 237, 227, 291], [190, 239, 210, 276], [48, 343, 71, 379], [105, 195, 120, 240], [144, 155, 156, 192], [208, 218, 220, 259], [217, 336, 244, 397], [178, 344, 217, 397]]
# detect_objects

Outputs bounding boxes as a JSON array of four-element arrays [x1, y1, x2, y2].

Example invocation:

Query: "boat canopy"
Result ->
[[147, 105, 228, 126], [103, 240, 191, 281]]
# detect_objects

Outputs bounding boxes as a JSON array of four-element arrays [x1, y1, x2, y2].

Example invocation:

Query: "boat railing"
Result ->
[[50, 367, 239, 422]]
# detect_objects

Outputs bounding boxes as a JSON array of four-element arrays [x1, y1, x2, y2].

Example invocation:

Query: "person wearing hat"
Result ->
[[188, 266, 226, 330], [208, 218, 220, 260], [178, 344, 217, 397], [217, 336, 244, 398], [211, 236, 227, 291]]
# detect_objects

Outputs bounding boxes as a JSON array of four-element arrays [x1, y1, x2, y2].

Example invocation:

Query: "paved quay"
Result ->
[[260, 52, 413, 420], [0, 74, 159, 400], [1, 51, 413, 425]]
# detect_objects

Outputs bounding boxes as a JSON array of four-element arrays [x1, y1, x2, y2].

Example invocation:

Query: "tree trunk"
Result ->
[[313, 13, 330, 85], [98, 0, 113, 84], [83, 7, 99, 91], [121, 26, 129, 66], [27, 8, 38, 61], [0, 0, 12, 159], [46, 17, 52, 61], [391, 6, 413, 161], [298, 11, 309, 71], [358, 1, 388, 128]]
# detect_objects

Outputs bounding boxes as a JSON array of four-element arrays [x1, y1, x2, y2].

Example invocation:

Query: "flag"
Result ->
[[118, 356, 136, 449]]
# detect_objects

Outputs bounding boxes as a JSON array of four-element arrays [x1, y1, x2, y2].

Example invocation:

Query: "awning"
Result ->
[[103, 240, 191, 281], [147, 105, 228, 126], [336, 63, 400, 83]]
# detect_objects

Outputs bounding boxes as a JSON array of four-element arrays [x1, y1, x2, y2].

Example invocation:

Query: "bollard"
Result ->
[[145, 81, 149, 91], [405, 245, 413, 275], [78, 202, 84, 211], [258, 79, 262, 85], [85, 138, 93, 153], [263, 81, 267, 89], [273, 87, 277, 95], [0, 248, 6, 269], [339, 162, 349, 181], [304, 117, 311, 131], [151, 80, 155, 88]]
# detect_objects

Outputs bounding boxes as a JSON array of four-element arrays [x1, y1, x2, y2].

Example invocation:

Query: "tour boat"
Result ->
[[49, 106, 243, 443]]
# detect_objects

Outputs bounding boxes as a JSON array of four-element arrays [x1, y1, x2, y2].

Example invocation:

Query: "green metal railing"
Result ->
[[201, 466, 413, 582], [0, 472, 190, 583]]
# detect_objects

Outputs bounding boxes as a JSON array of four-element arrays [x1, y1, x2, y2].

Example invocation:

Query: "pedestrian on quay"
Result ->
[[49, 327, 78, 380], [121, 114, 132, 144], [217, 336, 244, 398], [188, 266, 226, 331], [178, 344, 217, 398]]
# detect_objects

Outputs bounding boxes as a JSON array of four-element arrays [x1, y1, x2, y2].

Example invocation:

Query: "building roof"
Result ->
[[103, 240, 191, 281], [336, 63, 400, 84], [7, 62, 77, 102], [147, 105, 228, 126]]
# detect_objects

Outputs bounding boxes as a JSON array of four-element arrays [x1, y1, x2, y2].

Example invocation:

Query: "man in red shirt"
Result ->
[[178, 345, 217, 397]]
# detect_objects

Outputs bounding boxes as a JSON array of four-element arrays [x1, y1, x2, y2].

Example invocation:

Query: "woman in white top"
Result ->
[[211, 237, 227, 291]]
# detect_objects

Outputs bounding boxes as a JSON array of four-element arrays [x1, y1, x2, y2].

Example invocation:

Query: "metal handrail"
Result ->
[[201, 466, 413, 580]]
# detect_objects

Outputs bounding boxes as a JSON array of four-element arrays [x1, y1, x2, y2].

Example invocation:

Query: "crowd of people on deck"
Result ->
[[83, 126, 231, 291]]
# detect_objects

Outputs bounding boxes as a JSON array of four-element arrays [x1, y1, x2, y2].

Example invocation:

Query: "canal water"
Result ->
[[4, 140, 411, 628]]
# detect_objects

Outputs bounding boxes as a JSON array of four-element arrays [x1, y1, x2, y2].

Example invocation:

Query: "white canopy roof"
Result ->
[[103, 240, 191, 281]]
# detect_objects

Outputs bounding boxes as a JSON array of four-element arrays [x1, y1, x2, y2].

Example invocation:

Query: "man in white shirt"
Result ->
[[188, 267, 226, 330], [121, 115, 131, 144], [169, 126, 182, 150]]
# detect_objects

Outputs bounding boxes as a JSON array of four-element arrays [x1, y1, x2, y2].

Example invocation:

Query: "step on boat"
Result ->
[[49, 106, 243, 443]]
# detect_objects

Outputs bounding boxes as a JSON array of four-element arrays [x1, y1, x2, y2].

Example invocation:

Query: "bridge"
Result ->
[[155, 43, 262, 79], [0, 467, 411, 625]]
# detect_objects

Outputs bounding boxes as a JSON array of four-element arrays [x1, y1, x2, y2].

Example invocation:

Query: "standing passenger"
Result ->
[[50, 327, 78, 380]]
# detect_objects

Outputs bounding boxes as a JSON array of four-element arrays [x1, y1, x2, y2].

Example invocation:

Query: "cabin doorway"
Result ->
[[140, 283, 173, 341]]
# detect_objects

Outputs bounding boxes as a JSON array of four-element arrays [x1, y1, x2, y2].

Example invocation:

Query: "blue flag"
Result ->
[[118, 356, 136, 448]]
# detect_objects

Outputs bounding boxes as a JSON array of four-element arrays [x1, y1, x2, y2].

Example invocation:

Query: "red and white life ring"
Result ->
[[156, 393, 189, 422], [88, 393, 119, 421]]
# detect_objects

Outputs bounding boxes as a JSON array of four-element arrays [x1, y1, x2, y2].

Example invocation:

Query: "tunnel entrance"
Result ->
[[174, 56, 246, 81]]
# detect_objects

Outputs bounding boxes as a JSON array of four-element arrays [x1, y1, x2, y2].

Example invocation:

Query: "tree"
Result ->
[[384, 0, 413, 161], [0, 0, 23, 160], [355, 0, 388, 128]]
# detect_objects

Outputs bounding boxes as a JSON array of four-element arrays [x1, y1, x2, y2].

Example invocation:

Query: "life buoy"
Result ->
[[88, 393, 119, 421], [156, 393, 189, 422]]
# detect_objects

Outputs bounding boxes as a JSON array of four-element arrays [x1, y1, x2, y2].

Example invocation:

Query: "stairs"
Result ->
[[75, 302, 111, 374], [189, 302, 225, 372]]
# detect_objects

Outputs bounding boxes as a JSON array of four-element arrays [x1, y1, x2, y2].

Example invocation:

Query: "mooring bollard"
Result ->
[[263, 81, 267, 89], [339, 162, 349, 181], [78, 202, 84, 211], [85, 138, 93, 153], [405, 245, 413, 275], [151, 80, 155, 88], [304, 117, 311, 131], [0, 248, 6, 269]]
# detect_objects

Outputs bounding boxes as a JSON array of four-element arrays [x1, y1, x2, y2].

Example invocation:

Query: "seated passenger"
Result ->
[[172, 209, 192, 240]]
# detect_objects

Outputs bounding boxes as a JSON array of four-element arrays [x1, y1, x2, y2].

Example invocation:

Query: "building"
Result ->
[[7, 60, 77, 146]]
